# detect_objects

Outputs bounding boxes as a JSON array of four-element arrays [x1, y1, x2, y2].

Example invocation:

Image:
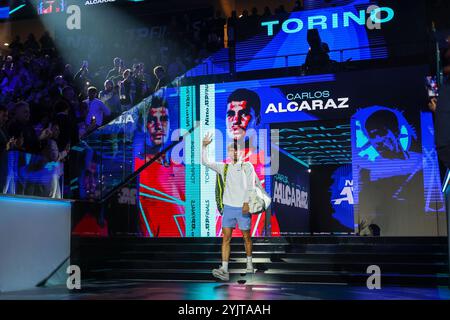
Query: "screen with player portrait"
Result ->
[[197, 65, 444, 237], [71, 86, 185, 237], [71, 66, 445, 237]]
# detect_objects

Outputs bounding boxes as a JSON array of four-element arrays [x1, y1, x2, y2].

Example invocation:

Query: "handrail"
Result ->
[[193, 40, 430, 76]]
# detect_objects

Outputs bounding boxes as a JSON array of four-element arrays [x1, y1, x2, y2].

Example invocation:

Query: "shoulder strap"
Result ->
[[223, 164, 229, 185]]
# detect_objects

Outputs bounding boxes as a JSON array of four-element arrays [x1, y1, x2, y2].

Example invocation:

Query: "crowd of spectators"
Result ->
[[0, 7, 229, 198], [226, 0, 304, 41], [0, 9, 228, 157], [0, 2, 307, 190]]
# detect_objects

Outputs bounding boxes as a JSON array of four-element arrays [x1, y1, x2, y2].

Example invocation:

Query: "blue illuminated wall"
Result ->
[[80, 67, 445, 237], [420, 112, 445, 213], [237, 0, 388, 72], [200, 66, 445, 236], [351, 105, 445, 236], [329, 164, 354, 230], [188, 0, 392, 76], [0, 1, 9, 19]]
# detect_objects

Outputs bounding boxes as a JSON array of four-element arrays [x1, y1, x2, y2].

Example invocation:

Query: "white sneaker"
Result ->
[[246, 264, 254, 274], [212, 267, 230, 281]]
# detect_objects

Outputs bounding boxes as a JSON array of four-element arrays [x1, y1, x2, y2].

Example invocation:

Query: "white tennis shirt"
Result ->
[[202, 148, 256, 208]]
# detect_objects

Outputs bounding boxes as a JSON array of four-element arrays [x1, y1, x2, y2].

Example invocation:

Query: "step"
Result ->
[[83, 268, 450, 287], [105, 251, 448, 263], [73, 242, 448, 253], [71, 236, 449, 245], [96, 259, 448, 274]]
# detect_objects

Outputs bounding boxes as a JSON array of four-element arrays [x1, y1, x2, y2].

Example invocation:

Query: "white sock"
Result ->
[[222, 261, 229, 272], [247, 256, 253, 268]]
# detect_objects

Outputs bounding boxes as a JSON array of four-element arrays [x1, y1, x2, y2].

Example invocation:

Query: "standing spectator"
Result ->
[[0, 104, 12, 192], [49, 75, 66, 98], [275, 5, 287, 15], [41, 123, 69, 198], [39, 32, 55, 54], [293, 0, 305, 12], [63, 64, 74, 84], [0, 105, 9, 154], [227, 11, 238, 74], [54, 86, 80, 150], [262, 6, 272, 18], [119, 69, 135, 111], [133, 63, 150, 104], [25, 123, 68, 198], [9, 36, 23, 54], [7, 101, 51, 154], [74, 61, 91, 99], [99, 79, 121, 118], [106, 57, 122, 82], [214, 10, 226, 46], [24, 34, 40, 53], [83, 87, 111, 128], [153, 66, 168, 93]]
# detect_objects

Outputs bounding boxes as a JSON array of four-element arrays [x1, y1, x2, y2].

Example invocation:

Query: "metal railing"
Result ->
[[189, 40, 429, 77]]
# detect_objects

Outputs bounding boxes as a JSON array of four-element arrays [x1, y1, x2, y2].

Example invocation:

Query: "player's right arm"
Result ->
[[201, 133, 224, 174]]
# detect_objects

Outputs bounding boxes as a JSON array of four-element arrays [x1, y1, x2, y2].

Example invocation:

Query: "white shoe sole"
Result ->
[[212, 269, 230, 281]]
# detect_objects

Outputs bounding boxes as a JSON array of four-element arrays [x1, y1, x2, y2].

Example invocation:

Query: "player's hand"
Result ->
[[203, 133, 213, 147], [242, 203, 250, 215]]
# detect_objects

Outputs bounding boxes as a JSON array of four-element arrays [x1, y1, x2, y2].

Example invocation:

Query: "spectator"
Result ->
[[41, 123, 69, 198], [293, 0, 305, 12], [7, 101, 51, 154], [153, 66, 168, 93], [9, 36, 23, 54], [0, 104, 12, 192], [24, 34, 40, 53], [49, 75, 66, 98], [83, 86, 111, 128], [132, 63, 148, 104], [251, 7, 259, 17], [227, 11, 238, 47], [304, 29, 331, 74], [24, 123, 68, 198], [63, 64, 74, 84], [54, 86, 80, 150], [241, 10, 249, 19], [262, 6, 272, 18], [119, 69, 135, 111], [0, 104, 13, 154], [275, 5, 287, 15], [74, 61, 92, 99], [0, 105, 10, 154], [106, 57, 122, 82], [39, 32, 54, 54], [214, 10, 226, 45], [99, 79, 122, 118]]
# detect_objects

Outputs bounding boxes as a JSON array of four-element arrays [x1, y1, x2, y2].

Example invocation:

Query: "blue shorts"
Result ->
[[222, 205, 251, 231]]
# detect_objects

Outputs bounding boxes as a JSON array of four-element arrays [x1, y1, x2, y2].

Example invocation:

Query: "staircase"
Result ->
[[71, 237, 449, 287]]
